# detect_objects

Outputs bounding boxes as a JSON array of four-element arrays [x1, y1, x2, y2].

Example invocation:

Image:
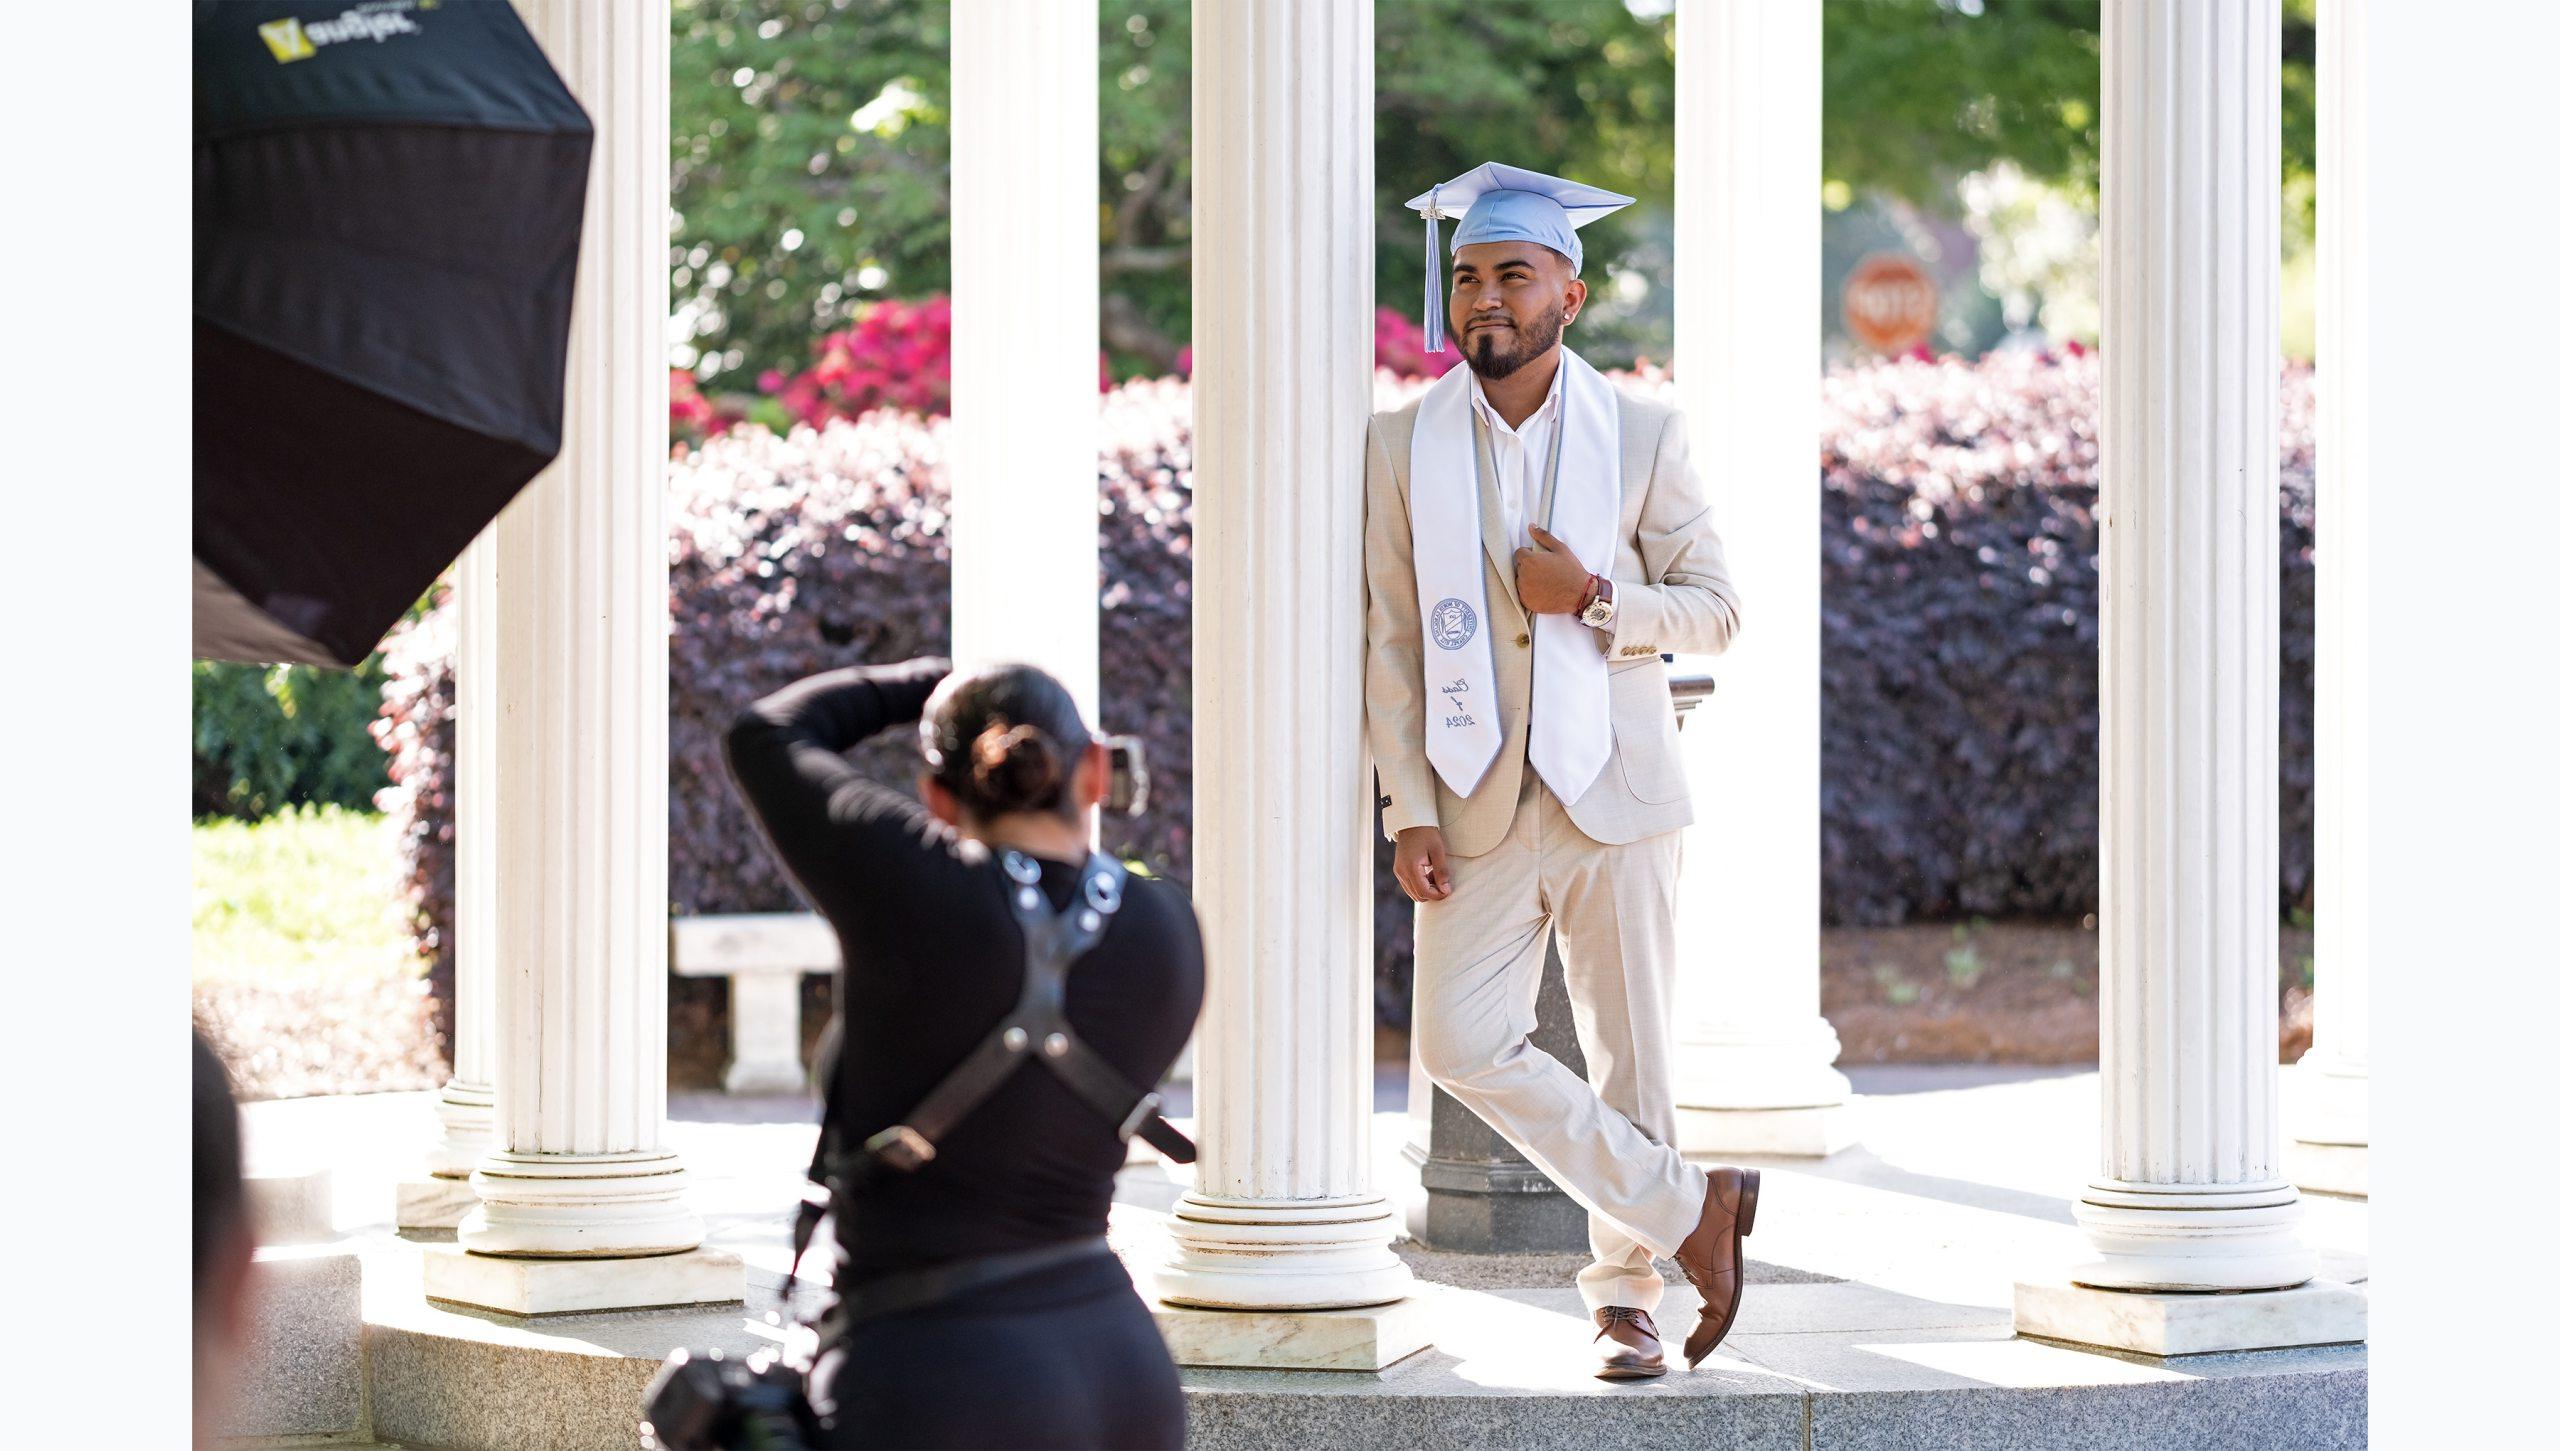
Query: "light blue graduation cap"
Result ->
[[1405, 162, 1636, 353]]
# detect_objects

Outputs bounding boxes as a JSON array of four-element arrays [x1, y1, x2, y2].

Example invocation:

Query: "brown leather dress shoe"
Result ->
[[1591, 1305, 1667, 1380], [1670, 1166, 1761, 1368]]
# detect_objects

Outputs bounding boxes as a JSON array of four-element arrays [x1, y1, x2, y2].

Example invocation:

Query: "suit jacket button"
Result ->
[[1514, 631, 1531, 647]]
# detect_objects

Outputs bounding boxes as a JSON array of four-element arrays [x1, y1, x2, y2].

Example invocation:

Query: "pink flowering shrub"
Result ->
[[669, 367, 735, 449], [764, 295, 955, 427], [1373, 306, 1462, 379], [688, 301, 1465, 445]]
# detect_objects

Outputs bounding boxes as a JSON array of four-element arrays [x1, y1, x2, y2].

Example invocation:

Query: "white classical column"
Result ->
[[1150, 0, 1423, 1367], [425, 0, 739, 1313], [395, 536, 497, 1230], [2014, 0, 2358, 1355], [2290, 0, 2368, 1200], [1668, 0, 1852, 1157], [949, 0, 1099, 710]]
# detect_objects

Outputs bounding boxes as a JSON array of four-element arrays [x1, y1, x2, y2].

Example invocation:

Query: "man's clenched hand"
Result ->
[[1515, 525, 1592, 615], [1394, 825, 1454, 902]]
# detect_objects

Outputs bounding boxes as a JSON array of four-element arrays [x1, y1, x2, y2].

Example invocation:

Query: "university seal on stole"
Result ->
[[1428, 596, 1479, 651]]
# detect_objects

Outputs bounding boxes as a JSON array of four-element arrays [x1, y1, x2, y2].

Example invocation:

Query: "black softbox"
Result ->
[[194, 1, 591, 666]]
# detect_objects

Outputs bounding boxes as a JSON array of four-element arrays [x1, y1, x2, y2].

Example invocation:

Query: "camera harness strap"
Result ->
[[782, 848, 1197, 1301]]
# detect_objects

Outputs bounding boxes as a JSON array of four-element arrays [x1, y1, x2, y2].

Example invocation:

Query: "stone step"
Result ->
[[1185, 1332, 2368, 1451], [221, 1242, 367, 1443], [346, 1246, 2365, 1451], [247, 1165, 336, 1246]]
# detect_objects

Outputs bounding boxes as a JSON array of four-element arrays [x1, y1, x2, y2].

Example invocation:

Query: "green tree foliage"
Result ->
[[1821, 0, 2314, 215], [670, 0, 2314, 383], [193, 660, 391, 821], [672, 0, 1678, 382], [1376, 0, 1677, 369], [670, 0, 952, 387], [1099, 5, 1191, 378]]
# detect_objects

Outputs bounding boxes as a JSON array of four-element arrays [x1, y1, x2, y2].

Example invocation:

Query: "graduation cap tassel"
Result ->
[[1422, 186, 1446, 354]]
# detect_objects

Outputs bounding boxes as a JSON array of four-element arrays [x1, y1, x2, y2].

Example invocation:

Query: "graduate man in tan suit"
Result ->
[[1365, 163, 1761, 1379]]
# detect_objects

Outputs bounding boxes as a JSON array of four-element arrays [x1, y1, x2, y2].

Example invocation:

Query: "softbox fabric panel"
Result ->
[[194, 0, 591, 666]]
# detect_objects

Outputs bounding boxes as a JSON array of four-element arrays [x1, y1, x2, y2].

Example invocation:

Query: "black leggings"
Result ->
[[807, 1248, 1185, 1450]]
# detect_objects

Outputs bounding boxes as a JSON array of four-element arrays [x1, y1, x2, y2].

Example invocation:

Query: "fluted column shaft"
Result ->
[[1155, 0, 1411, 1312], [2295, 0, 2369, 1166], [950, 0, 1099, 710], [458, 0, 701, 1260], [1668, 0, 1850, 1141], [426, 535, 498, 1179], [2075, 0, 2313, 1293]]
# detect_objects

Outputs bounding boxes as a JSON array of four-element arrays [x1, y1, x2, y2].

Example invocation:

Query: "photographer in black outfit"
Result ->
[[721, 656, 1201, 1451]]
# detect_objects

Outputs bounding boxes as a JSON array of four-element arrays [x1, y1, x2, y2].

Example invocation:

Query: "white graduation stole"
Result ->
[[1408, 347, 1620, 805]]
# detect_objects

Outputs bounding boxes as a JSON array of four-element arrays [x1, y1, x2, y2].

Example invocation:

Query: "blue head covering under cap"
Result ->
[[1404, 162, 1636, 353]]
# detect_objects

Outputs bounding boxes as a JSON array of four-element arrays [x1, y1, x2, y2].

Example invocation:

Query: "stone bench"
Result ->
[[673, 908, 1197, 1096], [670, 913, 839, 1094]]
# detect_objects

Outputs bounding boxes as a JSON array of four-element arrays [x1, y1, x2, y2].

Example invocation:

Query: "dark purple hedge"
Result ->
[[377, 357, 2317, 1058], [1816, 352, 2316, 923]]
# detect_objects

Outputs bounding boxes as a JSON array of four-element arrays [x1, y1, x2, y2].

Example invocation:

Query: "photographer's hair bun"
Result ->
[[969, 719, 1063, 813], [922, 660, 1091, 822]]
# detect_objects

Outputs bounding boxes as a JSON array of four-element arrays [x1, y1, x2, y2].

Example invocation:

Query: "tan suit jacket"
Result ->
[[1364, 383, 1743, 858]]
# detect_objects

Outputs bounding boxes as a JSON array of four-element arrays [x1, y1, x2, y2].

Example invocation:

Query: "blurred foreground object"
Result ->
[[194, 0, 590, 666]]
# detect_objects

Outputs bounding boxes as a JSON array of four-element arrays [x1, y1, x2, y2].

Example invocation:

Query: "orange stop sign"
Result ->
[[1843, 253, 1938, 356]]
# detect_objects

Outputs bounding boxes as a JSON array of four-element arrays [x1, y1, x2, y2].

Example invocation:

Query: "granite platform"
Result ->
[[226, 1064, 2368, 1450]]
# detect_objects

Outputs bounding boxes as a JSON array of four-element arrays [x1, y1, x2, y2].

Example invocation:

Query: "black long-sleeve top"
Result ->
[[722, 658, 1205, 1283]]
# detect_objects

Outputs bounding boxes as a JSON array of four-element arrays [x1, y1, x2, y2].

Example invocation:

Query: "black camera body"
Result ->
[[1099, 731, 1148, 816], [639, 1346, 819, 1451]]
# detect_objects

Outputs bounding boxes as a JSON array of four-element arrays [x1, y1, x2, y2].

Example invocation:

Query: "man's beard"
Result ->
[[1464, 300, 1567, 381]]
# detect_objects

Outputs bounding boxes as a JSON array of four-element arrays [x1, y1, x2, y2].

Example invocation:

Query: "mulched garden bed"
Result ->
[[207, 917, 2320, 1099], [1820, 918, 2317, 1066]]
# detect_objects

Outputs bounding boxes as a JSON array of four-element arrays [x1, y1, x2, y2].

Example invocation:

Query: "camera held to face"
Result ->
[[1099, 732, 1148, 816]]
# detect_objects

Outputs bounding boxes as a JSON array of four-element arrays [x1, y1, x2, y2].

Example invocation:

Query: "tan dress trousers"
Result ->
[[1410, 769, 1708, 1314]]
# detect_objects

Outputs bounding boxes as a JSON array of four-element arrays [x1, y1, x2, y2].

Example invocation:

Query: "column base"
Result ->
[[1675, 1025, 1857, 1157], [395, 1174, 481, 1232], [2288, 1140, 2368, 1199], [1148, 1290, 1433, 1371], [458, 1149, 705, 1258], [2069, 1179, 2320, 1292], [1678, 1100, 1858, 1158], [1405, 1148, 1588, 1253], [2014, 1273, 2365, 1356], [420, 1242, 744, 1316], [1156, 1192, 1416, 1311], [424, 1077, 495, 1178], [2289, 1054, 2367, 1198]]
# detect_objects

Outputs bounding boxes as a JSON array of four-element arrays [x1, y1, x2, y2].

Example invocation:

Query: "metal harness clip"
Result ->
[[1117, 1091, 1163, 1143], [864, 1124, 937, 1170]]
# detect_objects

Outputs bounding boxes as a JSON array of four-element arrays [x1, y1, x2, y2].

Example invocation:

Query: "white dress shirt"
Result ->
[[1466, 362, 1566, 554]]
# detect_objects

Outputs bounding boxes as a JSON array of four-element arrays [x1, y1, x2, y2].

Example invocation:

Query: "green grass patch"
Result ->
[[193, 805, 418, 983]]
